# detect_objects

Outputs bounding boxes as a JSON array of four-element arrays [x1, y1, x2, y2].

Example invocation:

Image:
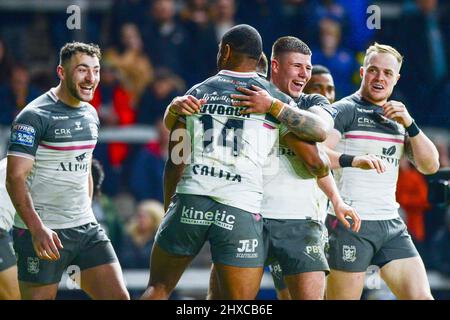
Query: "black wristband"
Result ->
[[339, 154, 355, 168], [405, 120, 420, 138]]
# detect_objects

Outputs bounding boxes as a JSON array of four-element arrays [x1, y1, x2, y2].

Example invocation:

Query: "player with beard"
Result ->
[[6, 42, 129, 300]]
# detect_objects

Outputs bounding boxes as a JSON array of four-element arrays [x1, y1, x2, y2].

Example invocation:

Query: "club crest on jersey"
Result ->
[[342, 245, 357, 262], [74, 121, 83, 131], [27, 257, 40, 274]]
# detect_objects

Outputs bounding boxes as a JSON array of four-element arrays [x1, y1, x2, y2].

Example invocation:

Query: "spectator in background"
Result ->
[[396, 157, 431, 257], [397, 0, 450, 127], [137, 68, 185, 125], [312, 17, 358, 98], [179, 0, 218, 84], [105, 23, 154, 107], [430, 210, 450, 278], [0, 64, 40, 126], [91, 159, 125, 250], [108, 0, 149, 45], [142, 0, 189, 83], [118, 200, 164, 269], [0, 39, 13, 85], [129, 119, 169, 202], [336, 0, 374, 52], [91, 61, 135, 195], [211, 0, 237, 42]]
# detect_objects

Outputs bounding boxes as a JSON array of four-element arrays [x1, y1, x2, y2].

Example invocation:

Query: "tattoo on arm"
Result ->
[[278, 105, 327, 142], [405, 138, 416, 165]]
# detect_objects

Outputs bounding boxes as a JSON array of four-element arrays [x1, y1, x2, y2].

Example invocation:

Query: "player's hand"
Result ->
[[169, 95, 206, 115], [231, 85, 273, 114], [333, 201, 361, 233], [352, 154, 386, 173], [30, 225, 63, 261], [382, 101, 413, 128]]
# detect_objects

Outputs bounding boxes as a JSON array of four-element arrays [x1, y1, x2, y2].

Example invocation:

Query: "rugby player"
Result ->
[[324, 43, 440, 300], [140, 25, 331, 300], [221, 37, 363, 300], [6, 42, 129, 300], [304, 65, 336, 104], [0, 158, 20, 299]]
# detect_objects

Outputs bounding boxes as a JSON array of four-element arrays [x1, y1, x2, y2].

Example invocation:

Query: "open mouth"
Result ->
[[371, 83, 384, 91], [79, 84, 93, 95], [292, 80, 305, 91]]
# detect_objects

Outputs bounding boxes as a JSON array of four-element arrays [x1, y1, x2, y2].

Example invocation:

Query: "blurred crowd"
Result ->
[[0, 0, 449, 277]]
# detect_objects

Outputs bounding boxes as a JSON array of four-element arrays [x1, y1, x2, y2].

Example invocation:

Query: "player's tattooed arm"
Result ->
[[231, 85, 328, 142], [404, 138, 416, 166], [404, 135, 439, 174], [276, 103, 327, 142]]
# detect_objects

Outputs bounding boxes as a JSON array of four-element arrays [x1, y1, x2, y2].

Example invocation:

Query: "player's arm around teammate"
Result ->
[[231, 85, 331, 142]]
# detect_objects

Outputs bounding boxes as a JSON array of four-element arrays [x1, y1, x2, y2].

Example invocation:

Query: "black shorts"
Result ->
[[0, 229, 16, 272], [13, 223, 118, 284], [326, 215, 419, 272]]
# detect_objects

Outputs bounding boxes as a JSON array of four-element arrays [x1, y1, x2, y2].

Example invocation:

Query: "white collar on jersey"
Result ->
[[218, 70, 258, 78]]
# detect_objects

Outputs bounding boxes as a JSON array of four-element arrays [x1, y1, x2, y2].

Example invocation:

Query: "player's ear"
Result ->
[[271, 59, 279, 74], [56, 65, 65, 81], [223, 44, 231, 62], [359, 66, 364, 78]]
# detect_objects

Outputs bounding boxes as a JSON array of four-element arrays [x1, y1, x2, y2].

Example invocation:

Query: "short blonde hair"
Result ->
[[126, 200, 165, 236], [363, 42, 403, 69]]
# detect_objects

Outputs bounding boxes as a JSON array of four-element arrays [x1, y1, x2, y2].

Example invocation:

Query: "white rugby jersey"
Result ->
[[329, 93, 406, 220], [176, 70, 294, 213], [0, 158, 15, 231], [261, 93, 333, 221], [7, 89, 98, 229]]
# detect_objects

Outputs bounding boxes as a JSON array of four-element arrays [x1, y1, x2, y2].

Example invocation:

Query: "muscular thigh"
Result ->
[[209, 204, 265, 268], [266, 219, 329, 275], [326, 215, 380, 272], [155, 194, 212, 257]]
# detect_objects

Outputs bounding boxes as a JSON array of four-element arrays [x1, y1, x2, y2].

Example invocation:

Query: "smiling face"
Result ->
[[304, 72, 336, 103], [271, 51, 312, 98], [61, 52, 100, 103], [359, 51, 400, 105]]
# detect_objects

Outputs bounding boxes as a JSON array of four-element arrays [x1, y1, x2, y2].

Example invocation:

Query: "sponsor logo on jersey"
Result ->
[[382, 145, 396, 156], [180, 205, 236, 230], [278, 146, 295, 157], [57, 155, 89, 172], [357, 107, 374, 113], [52, 115, 69, 120], [54, 128, 72, 138], [10, 124, 36, 147], [202, 92, 232, 104], [75, 152, 87, 162], [342, 245, 357, 262], [27, 257, 40, 274], [380, 145, 400, 166], [236, 239, 258, 258], [357, 117, 376, 128], [192, 164, 242, 182], [217, 76, 247, 86]]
